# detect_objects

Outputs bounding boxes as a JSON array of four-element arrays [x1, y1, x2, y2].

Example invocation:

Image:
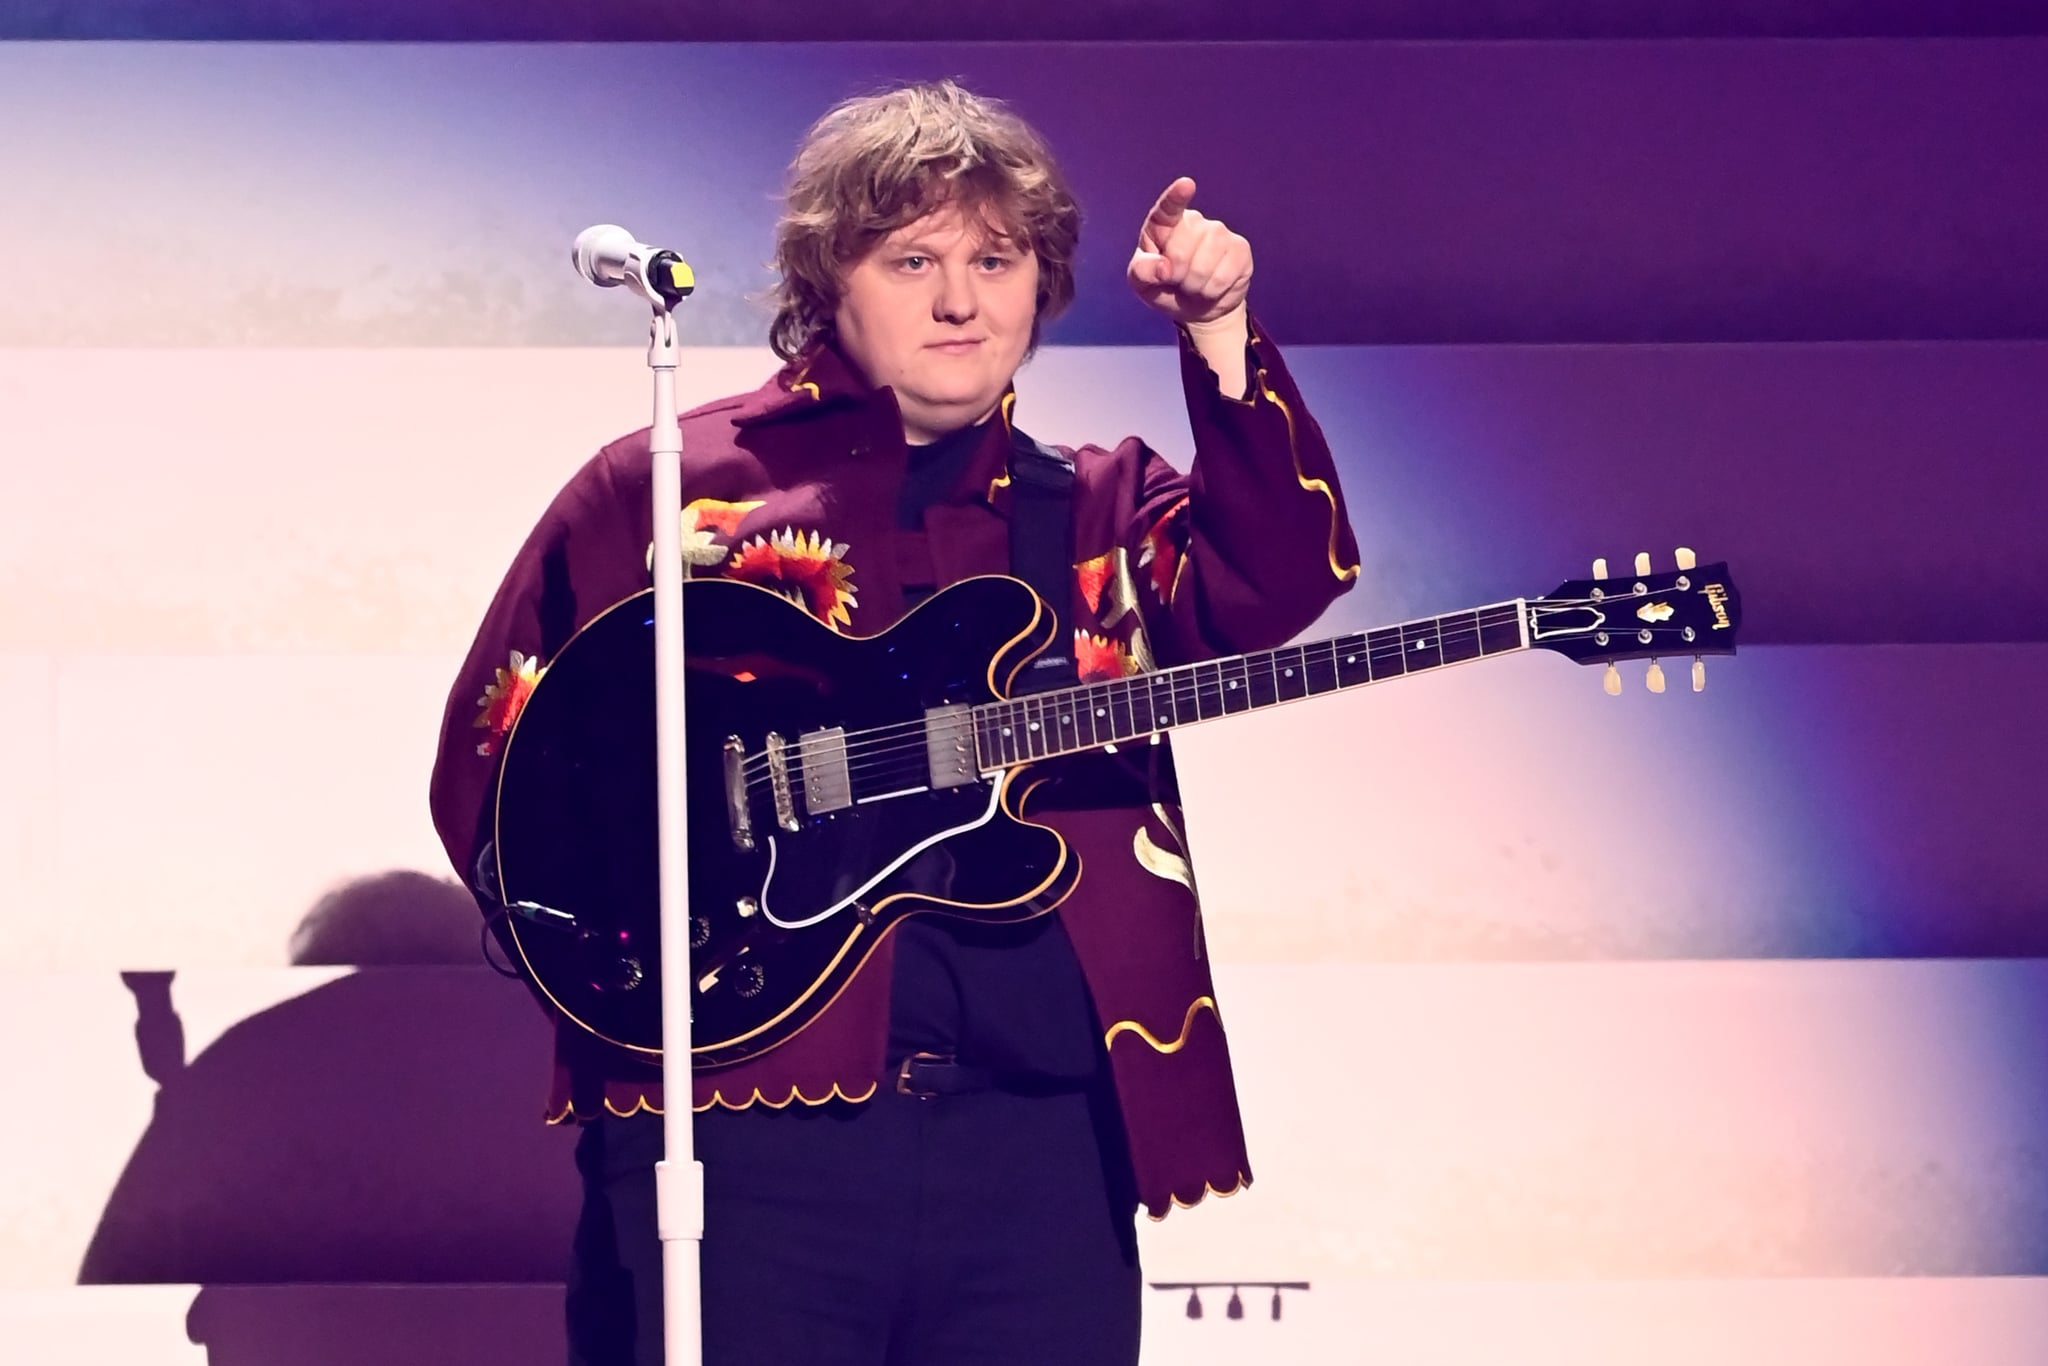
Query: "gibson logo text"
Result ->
[[1704, 583, 1731, 630]]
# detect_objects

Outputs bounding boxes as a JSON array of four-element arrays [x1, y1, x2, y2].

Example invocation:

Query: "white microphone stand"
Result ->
[[646, 298, 705, 1366], [573, 227, 704, 1366]]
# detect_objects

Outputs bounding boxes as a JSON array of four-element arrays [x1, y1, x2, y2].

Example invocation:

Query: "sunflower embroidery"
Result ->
[[473, 649, 543, 757], [724, 527, 859, 629], [647, 498, 767, 574], [1074, 547, 1139, 629], [1136, 496, 1190, 603], [1074, 629, 1142, 683]]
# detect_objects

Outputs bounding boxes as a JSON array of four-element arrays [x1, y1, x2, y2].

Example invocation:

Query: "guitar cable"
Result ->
[[470, 840, 530, 981], [478, 909, 526, 980]]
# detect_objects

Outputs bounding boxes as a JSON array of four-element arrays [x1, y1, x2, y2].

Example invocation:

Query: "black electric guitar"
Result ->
[[493, 552, 1741, 1067]]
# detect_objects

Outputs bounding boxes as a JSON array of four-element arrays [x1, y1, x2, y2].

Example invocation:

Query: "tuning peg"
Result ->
[[1646, 658, 1666, 693], [1634, 551, 1652, 576], [1675, 546, 1697, 571], [1692, 656, 1706, 692], [1603, 663, 1622, 695], [1592, 557, 1609, 580]]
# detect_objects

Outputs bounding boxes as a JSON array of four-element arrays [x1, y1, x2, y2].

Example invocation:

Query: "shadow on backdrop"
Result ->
[[76, 870, 577, 1365]]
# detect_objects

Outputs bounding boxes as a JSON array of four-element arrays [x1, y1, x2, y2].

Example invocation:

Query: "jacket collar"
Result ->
[[737, 331, 1025, 507], [732, 331, 876, 428]]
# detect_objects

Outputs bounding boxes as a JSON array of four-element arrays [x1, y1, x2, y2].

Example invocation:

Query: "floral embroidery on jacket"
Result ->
[[1136, 496, 1190, 603], [1074, 629, 1143, 683], [472, 649, 543, 757], [723, 527, 859, 629], [646, 497, 767, 574], [1075, 547, 1139, 630]]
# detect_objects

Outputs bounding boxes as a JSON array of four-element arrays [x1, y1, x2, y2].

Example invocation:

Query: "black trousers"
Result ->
[[565, 1081, 1142, 1366]]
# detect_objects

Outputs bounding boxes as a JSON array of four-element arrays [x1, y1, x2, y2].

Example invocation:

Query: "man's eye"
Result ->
[[901, 256, 928, 270]]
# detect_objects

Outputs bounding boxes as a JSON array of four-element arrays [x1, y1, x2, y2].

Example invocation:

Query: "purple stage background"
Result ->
[[2, 20, 2046, 1362]]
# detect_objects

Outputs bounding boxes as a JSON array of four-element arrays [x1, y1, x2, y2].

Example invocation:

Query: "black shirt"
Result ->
[[883, 421, 1103, 1081]]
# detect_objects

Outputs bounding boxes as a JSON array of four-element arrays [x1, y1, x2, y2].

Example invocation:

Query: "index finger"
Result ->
[[1142, 176, 1198, 241]]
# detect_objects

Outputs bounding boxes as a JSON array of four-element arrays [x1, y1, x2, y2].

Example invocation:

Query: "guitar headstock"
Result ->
[[1530, 548, 1741, 694]]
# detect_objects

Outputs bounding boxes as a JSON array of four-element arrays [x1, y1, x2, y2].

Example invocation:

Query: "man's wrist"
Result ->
[[1181, 304, 1252, 400]]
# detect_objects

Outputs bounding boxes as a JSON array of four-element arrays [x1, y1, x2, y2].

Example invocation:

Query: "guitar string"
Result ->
[[735, 603, 1689, 795], [734, 594, 1673, 788], [737, 627, 1509, 789], [781, 628, 1499, 795], [745, 652, 1703, 797], [732, 602, 1540, 782], [735, 600, 1693, 796]]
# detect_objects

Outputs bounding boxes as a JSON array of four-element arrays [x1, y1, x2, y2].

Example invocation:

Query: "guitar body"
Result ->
[[493, 575, 1077, 1068], [492, 548, 1743, 1070]]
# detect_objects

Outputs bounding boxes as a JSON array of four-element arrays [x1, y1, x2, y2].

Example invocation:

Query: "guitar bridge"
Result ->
[[923, 705, 978, 789], [722, 735, 754, 851]]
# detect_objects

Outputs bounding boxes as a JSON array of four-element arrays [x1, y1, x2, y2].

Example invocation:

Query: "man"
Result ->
[[429, 78, 1359, 1365]]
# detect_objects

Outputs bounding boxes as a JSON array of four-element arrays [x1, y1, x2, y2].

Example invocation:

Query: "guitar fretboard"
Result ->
[[973, 600, 1528, 769]]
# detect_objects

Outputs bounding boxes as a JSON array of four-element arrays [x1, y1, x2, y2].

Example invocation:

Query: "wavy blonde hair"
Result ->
[[769, 79, 1082, 360]]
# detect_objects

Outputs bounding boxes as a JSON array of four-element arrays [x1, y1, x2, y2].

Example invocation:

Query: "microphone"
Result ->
[[572, 224, 696, 308]]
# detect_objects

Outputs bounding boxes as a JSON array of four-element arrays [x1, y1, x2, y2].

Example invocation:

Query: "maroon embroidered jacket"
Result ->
[[428, 319, 1359, 1218]]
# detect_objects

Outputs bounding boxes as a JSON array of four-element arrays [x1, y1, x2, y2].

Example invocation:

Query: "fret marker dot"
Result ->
[[1001, 727, 1012, 736], [1346, 655, 1357, 664], [1061, 715, 1072, 725], [1095, 708, 1106, 717], [1285, 668, 1295, 677], [1228, 680, 1239, 689], [1028, 721, 1040, 732]]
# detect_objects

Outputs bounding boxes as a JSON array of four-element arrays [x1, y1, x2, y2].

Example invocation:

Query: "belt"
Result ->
[[891, 1052, 1096, 1101], [894, 1053, 994, 1099]]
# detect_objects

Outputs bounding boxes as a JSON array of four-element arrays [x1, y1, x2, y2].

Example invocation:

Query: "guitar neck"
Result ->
[[972, 599, 1531, 769]]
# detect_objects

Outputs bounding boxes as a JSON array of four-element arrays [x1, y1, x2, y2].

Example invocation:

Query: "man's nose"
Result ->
[[933, 266, 977, 324]]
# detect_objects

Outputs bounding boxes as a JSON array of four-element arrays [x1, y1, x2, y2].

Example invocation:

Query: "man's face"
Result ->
[[833, 202, 1041, 444]]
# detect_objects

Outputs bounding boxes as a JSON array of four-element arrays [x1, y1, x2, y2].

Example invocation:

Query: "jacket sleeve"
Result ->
[[1123, 316, 1361, 665], [427, 444, 648, 911]]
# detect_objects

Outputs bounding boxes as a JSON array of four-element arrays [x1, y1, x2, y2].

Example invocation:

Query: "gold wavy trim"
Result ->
[[785, 355, 820, 401], [543, 1093, 661, 1126], [1104, 995, 1218, 1054], [984, 391, 1020, 500], [1145, 1170, 1250, 1221], [543, 1080, 884, 1124], [694, 1078, 879, 1113], [1255, 367, 1360, 584]]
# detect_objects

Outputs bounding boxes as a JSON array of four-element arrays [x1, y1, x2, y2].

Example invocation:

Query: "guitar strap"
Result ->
[[1005, 427, 1081, 696]]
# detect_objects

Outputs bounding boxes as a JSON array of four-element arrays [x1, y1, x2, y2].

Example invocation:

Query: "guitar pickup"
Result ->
[[923, 705, 978, 789], [764, 733, 800, 831], [799, 728, 851, 814]]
